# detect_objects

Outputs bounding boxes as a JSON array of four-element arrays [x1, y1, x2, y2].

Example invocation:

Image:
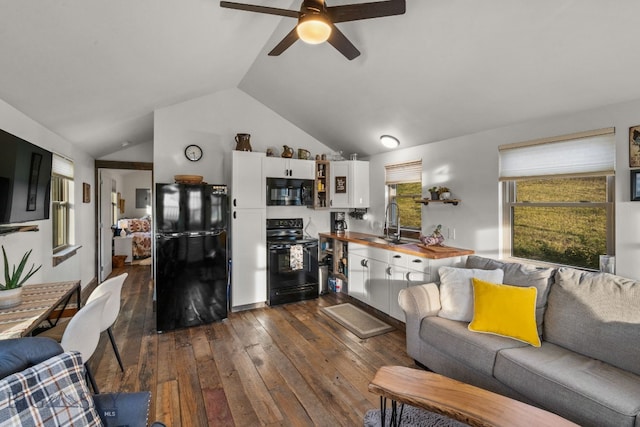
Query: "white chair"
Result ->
[[87, 273, 128, 372], [59, 293, 109, 393], [39, 273, 128, 372]]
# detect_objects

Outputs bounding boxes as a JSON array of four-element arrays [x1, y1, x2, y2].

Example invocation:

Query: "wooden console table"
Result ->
[[368, 366, 578, 427], [0, 281, 81, 339]]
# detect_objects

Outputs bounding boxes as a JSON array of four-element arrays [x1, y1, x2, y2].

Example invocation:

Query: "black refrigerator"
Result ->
[[155, 183, 228, 333]]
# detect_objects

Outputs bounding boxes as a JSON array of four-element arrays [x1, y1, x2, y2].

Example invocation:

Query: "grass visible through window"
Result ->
[[512, 177, 608, 269]]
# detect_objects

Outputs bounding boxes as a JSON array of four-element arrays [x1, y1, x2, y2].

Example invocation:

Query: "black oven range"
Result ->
[[267, 218, 319, 306]]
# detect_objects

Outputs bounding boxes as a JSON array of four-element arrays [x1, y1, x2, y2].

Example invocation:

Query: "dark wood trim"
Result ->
[[94, 160, 153, 283], [95, 160, 153, 171]]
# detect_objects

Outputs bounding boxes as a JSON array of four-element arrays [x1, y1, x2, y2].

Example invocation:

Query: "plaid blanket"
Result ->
[[0, 351, 102, 426]]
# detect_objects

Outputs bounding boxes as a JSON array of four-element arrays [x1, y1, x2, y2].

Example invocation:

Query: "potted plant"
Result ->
[[0, 246, 42, 309], [438, 187, 451, 200], [428, 186, 440, 200]]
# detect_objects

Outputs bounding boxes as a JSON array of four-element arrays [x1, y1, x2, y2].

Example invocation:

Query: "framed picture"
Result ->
[[82, 182, 91, 203], [335, 176, 347, 193], [629, 125, 640, 167], [631, 170, 640, 201]]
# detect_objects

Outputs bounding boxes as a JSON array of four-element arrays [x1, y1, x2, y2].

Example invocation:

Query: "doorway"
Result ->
[[95, 160, 153, 283]]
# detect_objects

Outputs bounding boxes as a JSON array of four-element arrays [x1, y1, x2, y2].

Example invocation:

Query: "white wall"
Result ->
[[99, 141, 154, 163], [153, 87, 336, 236], [154, 87, 333, 185], [121, 170, 152, 218], [0, 98, 96, 289], [351, 99, 640, 280]]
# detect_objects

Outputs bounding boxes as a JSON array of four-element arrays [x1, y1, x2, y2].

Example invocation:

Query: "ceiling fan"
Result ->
[[220, 0, 406, 60]]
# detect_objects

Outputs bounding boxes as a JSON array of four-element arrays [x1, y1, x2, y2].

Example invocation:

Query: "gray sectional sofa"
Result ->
[[398, 255, 640, 427]]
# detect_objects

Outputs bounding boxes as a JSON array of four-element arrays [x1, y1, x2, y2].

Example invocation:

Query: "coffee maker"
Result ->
[[331, 212, 348, 234]]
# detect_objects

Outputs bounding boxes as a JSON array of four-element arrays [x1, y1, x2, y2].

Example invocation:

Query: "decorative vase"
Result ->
[[430, 191, 439, 200], [234, 133, 252, 151], [281, 145, 294, 158], [440, 192, 451, 200], [0, 287, 23, 309]]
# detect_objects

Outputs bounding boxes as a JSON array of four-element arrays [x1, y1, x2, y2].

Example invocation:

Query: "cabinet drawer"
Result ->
[[388, 251, 408, 269]]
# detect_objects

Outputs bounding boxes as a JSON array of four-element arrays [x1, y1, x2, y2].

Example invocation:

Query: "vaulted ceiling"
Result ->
[[2, 1, 640, 159]]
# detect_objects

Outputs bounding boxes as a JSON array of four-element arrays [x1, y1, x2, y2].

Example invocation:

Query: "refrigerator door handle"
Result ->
[[157, 232, 182, 239]]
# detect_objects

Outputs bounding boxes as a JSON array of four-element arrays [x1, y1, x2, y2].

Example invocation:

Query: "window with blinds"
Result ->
[[385, 160, 422, 233], [500, 128, 615, 270], [52, 154, 74, 252]]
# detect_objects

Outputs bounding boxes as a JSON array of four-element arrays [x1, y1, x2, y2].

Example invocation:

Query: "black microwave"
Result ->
[[266, 178, 314, 206]]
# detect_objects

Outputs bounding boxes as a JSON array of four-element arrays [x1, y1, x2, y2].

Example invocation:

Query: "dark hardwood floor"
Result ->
[[90, 264, 416, 426]]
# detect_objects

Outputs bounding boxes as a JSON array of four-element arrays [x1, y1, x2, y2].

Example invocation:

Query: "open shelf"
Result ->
[[416, 199, 461, 206], [0, 225, 39, 236]]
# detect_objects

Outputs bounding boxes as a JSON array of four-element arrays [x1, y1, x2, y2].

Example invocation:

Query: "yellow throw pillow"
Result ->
[[468, 278, 541, 347]]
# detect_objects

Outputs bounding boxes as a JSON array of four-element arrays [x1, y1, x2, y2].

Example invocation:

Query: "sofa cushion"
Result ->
[[437, 266, 504, 322], [0, 351, 103, 426], [545, 267, 640, 376], [465, 255, 555, 332], [495, 342, 640, 427], [420, 316, 527, 377], [468, 278, 541, 347]]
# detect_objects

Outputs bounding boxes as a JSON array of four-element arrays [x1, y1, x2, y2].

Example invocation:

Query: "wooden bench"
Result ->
[[368, 366, 578, 427]]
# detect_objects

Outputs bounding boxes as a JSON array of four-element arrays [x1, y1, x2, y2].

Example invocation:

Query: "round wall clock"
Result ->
[[184, 144, 203, 162]]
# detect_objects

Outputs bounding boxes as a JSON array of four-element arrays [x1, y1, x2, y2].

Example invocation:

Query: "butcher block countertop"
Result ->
[[319, 231, 474, 260]]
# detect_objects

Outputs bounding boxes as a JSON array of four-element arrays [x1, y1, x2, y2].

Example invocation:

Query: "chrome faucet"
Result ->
[[384, 201, 401, 242]]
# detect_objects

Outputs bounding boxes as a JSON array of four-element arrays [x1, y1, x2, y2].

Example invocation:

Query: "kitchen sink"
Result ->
[[358, 235, 412, 246]]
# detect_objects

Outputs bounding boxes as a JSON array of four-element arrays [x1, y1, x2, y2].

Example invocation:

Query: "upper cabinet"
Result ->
[[231, 151, 265, 209], [330, 160, 369, 208], [263, 157, 314, 179]]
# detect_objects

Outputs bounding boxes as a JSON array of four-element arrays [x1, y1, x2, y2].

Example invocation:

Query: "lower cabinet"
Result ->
[[231, 208, 266, 309], [347, 242, 462, 321], [348, 252, 367, 301]]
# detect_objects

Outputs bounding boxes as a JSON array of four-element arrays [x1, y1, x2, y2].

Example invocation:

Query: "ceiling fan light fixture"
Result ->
[[297, 15, 332, 44], [380, 135, 400, 148]]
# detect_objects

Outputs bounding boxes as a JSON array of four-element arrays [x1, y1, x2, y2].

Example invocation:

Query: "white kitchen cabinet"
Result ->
[[230, 208, 266, 308], [231, 151, 265, 208], [348, 251, 368, 302], [388, 251, 409, 321], [231, 150, 267, 310], [329, 160, 369, 208], [263, 157, 314, 179], [345, 241, 463, 321], [365, 247, 390, 314]]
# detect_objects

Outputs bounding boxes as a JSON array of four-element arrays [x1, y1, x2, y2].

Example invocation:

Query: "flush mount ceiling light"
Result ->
[[380, 135, 400, 148], [297, 13, 332, 44]]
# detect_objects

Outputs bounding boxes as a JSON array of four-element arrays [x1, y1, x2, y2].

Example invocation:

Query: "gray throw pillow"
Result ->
[[545, 267, 640, 376], [465, 255, 555, 332]]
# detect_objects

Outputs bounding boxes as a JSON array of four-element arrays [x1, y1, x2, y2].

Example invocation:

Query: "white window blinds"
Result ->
[[385, 160, 422, 184], [499, 128, 615, 181], [52, 154, 74, 179]]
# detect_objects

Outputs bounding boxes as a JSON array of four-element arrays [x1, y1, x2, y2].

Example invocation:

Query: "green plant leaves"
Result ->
[[1, 246, 42, 290]]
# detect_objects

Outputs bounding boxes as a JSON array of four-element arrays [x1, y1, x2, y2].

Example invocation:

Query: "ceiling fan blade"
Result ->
[[220, 1, 299, 19], [268, 27, 300, 56], [327, 24, 360, 60], [327, 0, 406, 23]]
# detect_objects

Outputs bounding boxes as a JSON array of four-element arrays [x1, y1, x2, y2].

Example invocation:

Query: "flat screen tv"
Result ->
[[0, 128, 53, 224]]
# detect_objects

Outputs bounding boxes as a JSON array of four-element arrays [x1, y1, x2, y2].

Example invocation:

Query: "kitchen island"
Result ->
[[319, 231, 474, 321]]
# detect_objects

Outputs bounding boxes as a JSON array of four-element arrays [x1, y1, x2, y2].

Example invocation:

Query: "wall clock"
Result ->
[[184, 144, 203, 162]]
